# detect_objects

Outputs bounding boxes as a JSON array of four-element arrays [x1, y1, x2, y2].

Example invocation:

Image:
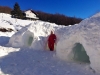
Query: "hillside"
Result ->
[[0, 6, 12, 14]]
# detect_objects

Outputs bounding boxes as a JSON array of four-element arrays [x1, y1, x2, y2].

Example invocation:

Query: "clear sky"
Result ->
[[0, 0, 100, 19]]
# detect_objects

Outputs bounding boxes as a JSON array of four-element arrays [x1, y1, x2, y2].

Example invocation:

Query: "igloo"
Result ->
[[56, 12, 100, 73]]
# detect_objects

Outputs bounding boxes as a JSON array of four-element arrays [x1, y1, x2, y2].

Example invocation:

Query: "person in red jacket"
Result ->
[[48, 31, 56, 51]]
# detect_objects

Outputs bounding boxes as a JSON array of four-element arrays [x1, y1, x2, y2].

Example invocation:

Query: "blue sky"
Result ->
[[0, 0, 100, 19]]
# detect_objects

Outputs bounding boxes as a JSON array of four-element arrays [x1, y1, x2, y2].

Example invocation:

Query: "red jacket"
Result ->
[[48, 32, 57, 51], [48, 34, 56, 44]]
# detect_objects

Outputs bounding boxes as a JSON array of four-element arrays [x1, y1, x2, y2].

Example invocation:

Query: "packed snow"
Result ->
[[0, 13, 100, 75]]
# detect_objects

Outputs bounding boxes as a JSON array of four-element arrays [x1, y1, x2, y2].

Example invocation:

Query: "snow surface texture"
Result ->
[[8, 12, 100, 73]]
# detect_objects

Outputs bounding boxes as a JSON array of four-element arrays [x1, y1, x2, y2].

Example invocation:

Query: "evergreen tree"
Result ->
[[11, 2, 24, 19]]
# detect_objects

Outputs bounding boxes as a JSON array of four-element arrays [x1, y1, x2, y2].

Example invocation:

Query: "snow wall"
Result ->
[[8, 12, 100, 73]]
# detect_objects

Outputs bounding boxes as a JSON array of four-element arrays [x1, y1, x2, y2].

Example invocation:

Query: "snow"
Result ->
[[0, 13, 100, 75]]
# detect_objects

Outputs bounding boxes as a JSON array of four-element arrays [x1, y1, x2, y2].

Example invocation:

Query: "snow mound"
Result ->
[[56, 12, 100, 73], [8, 20, 67, 49]]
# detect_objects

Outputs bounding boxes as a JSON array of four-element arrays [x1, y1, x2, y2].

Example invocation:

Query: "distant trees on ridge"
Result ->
[[0, 2, 83, 26]]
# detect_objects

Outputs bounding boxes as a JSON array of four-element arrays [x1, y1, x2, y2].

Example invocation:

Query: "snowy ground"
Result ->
[[0, 13, 99, 75], [0, 42, 99, 75], [0, 43, 99, 75]]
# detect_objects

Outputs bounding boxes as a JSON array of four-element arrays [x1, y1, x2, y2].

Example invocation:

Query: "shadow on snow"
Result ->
[[0, 36, 10, 46]]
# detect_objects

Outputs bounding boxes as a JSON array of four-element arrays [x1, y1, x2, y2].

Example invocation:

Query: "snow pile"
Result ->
[[8, 20, 67, 49], [0, 13, 34, 31], [56, 12, 100, 73]]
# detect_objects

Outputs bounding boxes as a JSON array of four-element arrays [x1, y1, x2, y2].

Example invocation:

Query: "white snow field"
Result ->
[[0, 13, 100, 75]]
